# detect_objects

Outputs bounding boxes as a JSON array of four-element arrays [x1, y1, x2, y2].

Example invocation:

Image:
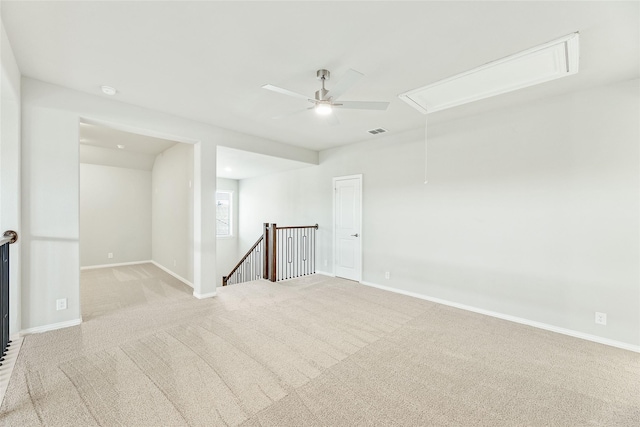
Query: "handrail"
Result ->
[[275, 224, 318, 230], [222, 235, 263, 286], [269, 223, 317, 282], [222, 223, 318, 286], [0, 230, 18, 247]]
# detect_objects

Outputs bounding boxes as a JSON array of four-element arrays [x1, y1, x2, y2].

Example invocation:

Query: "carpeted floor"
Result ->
[[0, 263, 638, 426]]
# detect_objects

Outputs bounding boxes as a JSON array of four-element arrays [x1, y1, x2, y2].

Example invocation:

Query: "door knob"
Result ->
[[351, 233, 359, 237]]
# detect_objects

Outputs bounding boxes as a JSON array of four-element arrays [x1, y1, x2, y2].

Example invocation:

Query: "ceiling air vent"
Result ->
[[367, 128, 388, 135]]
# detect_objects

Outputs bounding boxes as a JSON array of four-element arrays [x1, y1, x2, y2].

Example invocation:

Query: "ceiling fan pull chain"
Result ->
[[424, 116, 428, 184]]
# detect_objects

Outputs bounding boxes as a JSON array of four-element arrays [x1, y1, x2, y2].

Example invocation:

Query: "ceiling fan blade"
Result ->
[[335, 101, 390, 111], [326, 69, 363, 101], [262, 84, 312, 101]]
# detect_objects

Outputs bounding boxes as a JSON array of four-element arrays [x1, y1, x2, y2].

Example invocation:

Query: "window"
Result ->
[[216, 190, 233, 237]]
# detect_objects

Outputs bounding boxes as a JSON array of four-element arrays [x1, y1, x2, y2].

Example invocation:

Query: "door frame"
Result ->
[[332, 174, 363, 282]]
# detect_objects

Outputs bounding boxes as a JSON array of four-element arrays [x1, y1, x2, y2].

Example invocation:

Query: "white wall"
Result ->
[[80, 144, 156, 171], [19, 78, 316, 331], [80, 164, 151, 267], [152, 143, 193, 283], [239, 79, 640, 349], [0, 17, 21, 334], [216, 177, 239, 286], [21, 99, 81, 330]]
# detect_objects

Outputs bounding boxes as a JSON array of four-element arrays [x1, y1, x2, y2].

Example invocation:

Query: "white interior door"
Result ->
[[333, 175, 362, 281]]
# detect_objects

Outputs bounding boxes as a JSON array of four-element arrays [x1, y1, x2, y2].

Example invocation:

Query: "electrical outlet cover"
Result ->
[[595, 312, 607, 325]]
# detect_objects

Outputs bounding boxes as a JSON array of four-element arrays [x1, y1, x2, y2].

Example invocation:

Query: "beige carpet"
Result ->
[[0, 263, 638, 426]]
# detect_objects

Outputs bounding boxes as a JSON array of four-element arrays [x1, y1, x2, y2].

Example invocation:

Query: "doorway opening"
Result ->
[[79, 120, 194, 319]]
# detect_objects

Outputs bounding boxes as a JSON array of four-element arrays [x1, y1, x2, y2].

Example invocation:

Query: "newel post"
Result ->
[[268, 223, 277, 282], [262, 223, 269, 280]]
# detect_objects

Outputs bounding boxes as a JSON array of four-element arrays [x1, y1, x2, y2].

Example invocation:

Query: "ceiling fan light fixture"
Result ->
[[263, 68, 388, 119], [315, 103, 333, 115]]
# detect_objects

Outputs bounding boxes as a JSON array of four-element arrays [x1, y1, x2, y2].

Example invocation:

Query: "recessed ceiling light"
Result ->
[[101, 85, 117, 96], [117, 144, 125, 149], [224, 167, 233, 172]]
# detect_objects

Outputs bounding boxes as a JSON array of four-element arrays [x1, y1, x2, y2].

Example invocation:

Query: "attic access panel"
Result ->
[[399, 32, 580, 114]]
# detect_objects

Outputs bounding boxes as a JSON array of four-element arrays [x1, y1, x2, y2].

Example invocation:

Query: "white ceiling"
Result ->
[[79, 121, 178, 171], [217, 145, 312, 180], [2, 2, 638, 152], [80, 122, 178, 155], [79, 121, 309, 178]]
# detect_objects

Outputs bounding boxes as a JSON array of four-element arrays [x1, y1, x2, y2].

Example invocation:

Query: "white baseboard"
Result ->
[[81, 260, 152, 270], [315, 270, 335, 277], [359, 280, 640, 354], [150, 261, 194, 288], [20, 318, 83, 336], [193, 291, 216, 299]]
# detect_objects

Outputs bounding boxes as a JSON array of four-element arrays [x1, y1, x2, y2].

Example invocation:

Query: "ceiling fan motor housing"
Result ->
[[315, 69, 331, 101], [315, 89, 329, 101]]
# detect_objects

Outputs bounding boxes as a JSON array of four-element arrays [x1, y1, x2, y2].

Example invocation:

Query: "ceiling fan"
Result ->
[[262, 69, 389, 123]]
